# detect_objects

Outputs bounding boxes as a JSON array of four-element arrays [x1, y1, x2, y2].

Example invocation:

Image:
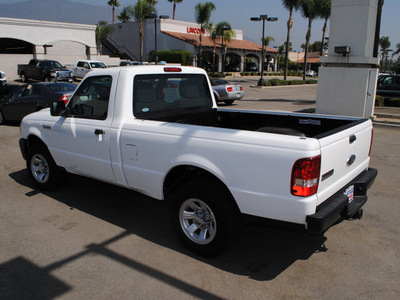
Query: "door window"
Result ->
[[68, 76, 111, 120]]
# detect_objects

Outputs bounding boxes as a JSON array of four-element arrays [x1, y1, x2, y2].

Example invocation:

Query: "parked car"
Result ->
[[119, 61, 143, 66], [0, 70, 6, 84], [377, 74, 400, 98], [210, 78, 244, 105], [0, 82, 76, 124], [306, 70, 317, 77], [245, 62, 257, 72], [72, 60, 108, 80], [225, 64, 240, 72], [17, 59, 73, 83]]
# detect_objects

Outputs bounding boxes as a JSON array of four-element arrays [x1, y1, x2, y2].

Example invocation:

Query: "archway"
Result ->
[[245, 54, 259, 72], [225, 52, 241, 72], [0, 38, 34, 54]]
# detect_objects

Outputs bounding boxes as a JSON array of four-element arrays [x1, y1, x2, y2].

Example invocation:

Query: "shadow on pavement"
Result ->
[[8, 169, 328, 283]]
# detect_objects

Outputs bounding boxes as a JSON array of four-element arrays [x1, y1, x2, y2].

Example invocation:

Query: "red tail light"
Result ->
[[226, 86, 233, 92], [291, 155, 321, 197], [59, 94, 69, 105], [240, 86, 243, 91]]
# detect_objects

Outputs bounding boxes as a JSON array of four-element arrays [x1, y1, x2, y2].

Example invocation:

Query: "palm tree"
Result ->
[[392, 43, 400, 58], [379, 36, 391, 60], [96, 20, 114, 55], [107, 0, 120, 24], [127, 0, 156, 62], [195, 2, 215, 68], [168, 0, 183, 20], [317, 0, 331, 56], [282, 0, 302, 80], [118, 7, 131, 23], [300, 0, 318, 81], [262, 36, 275, 47]]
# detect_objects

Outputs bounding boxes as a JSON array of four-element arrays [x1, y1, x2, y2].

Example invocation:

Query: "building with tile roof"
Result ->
[[107, 19, 279, 73]]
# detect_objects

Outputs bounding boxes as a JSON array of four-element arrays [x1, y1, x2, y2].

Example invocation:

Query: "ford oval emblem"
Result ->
[[347, 155, 356, 167]]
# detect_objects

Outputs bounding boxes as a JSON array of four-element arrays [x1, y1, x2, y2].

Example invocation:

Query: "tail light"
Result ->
[[291, 155, 321, 197], [226, 86, 233, 92], [59, 94, 69, 105], [240, 86, 243, 91], [164, 67, 182, 72]]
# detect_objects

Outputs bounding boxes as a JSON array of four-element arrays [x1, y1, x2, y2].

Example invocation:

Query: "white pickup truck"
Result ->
[[19, 66, 377, 256], [71, 60, 108, 80]]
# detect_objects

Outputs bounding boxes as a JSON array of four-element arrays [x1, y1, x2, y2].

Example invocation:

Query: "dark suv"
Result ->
[[377, 74, 400, 98]]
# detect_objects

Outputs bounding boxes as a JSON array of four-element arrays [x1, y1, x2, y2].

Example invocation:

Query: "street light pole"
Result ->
[[145, 14, 169, 64], [251, 15, 278, 86]]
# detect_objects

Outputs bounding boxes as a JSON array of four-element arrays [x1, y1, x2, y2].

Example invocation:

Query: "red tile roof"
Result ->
[[161, 31, 278, 53]]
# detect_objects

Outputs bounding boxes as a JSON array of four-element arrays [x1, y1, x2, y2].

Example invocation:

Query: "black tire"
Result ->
[[170, 179, 240, 256], [0, 110, 5, 125], [224, 100, 234, 105], [21, 72, 28, 83], [26, 143, 62, 190]]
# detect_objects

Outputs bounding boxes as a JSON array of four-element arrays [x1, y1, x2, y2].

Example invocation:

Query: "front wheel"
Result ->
[[0, 110, 5, 125], [26, 144, 62, 190], [171, 179, 241, 256]]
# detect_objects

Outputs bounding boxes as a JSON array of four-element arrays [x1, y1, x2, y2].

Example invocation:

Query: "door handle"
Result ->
[[94, 129, 105, 135]]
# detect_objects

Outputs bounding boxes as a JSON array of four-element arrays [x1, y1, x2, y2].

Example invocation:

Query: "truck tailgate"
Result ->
[[316, 119, 373, 205]]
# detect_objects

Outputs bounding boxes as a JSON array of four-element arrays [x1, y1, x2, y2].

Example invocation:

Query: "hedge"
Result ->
[[153, 50, 192, 65], [375, 96, 400, 107]]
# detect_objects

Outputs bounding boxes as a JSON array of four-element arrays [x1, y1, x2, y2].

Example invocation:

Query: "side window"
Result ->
[[77, 61, 84, 67], [68, 76, 112, 120], [11, 86, 27, 98]]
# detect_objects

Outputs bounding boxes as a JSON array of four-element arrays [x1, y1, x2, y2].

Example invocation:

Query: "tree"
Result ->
[[261, 36, 275, 47], [379, 36, 391, 60], [300, 0, 318, 81], [168, 0, 183, 20], [126, 0, 156, 62], [392, 43, 400, 58], [316, 0, 331, 56], [96, 20, 114, 55], [118, 7, 132, 23], [107, 0, 120, 24], [194, 2, 215, 68], [282, 0, 302, 80]]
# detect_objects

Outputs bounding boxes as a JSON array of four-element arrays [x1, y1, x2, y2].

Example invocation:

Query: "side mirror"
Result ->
[[50, 101, 66, 116]]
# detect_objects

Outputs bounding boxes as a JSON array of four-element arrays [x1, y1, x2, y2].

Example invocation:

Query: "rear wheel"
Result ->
[[21, 72, 28, 83], [171, 179, 240, 256], [224, 100, 234, 105], [26, 143, 62, 190]]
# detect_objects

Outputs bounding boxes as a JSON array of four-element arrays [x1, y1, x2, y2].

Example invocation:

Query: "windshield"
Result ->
[[133, 74, 213, 118], [47, 83, 77, 93], [90, 62, 107, 68]]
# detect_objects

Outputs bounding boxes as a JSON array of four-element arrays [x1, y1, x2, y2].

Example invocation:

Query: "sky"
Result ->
[[1, 0, 399, 53]]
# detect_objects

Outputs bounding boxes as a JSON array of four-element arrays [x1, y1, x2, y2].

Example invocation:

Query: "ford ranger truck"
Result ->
[[19, 65, 377, 256]]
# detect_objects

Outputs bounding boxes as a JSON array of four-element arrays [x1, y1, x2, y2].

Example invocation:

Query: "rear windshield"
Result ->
[[47, 83, 77, 93], [133, 74, 213, 118]]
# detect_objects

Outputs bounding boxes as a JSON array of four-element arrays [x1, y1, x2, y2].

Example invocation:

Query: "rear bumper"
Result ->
[[306, 168, 378, 234]]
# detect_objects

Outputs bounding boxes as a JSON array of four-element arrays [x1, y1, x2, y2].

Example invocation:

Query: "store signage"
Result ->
[[187, 27, 205, 35]]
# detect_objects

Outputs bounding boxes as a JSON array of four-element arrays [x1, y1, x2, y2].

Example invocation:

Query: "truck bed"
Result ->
[[140, 107, 366, 138]]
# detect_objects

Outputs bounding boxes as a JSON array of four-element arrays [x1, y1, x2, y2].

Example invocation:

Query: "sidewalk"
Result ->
[[373, 106, 400, 128]]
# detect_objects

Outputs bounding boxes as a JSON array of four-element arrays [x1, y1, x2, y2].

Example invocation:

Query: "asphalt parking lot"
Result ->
[[0, 84, 399, 299]]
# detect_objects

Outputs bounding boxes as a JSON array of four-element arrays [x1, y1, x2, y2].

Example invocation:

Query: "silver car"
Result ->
[[210, 78, 244, 105], [0, 70, 6, 84]]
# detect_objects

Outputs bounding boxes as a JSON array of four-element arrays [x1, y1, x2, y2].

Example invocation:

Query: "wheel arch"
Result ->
[[163, 164, 240, 213]]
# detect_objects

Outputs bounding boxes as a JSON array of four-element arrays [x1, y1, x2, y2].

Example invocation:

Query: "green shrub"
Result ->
[[305, 79, 318, 84], [385, 97, 400, 107], [155, 50, 192, 65], [263, 80, 272, 86], [375, 95, 384, 107]]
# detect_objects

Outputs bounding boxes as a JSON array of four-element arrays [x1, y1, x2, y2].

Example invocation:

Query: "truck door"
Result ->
[[47, 75, 115, 182]]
